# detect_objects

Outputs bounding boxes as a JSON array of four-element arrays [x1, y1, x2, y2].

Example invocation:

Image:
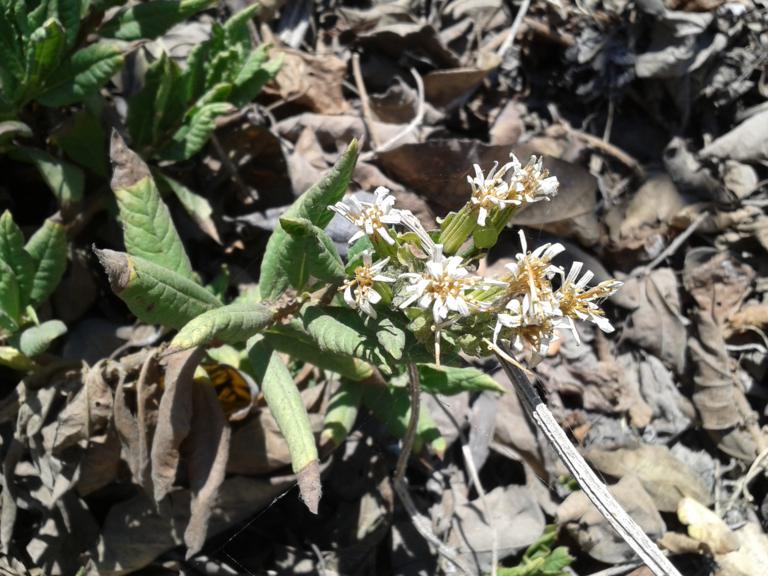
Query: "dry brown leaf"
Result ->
[[585, 444, 711, 512], [557, 475, 666, 564], [151, 347, 205, 502], [423, 51, 501, 108], [270, 48, 350, 115], [717, 522, 768, 576]]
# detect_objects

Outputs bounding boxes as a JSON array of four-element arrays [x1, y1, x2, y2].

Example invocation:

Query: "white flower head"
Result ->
[[399, 209, 437, 255], [493, 292, 569, 357], [504, 230, 565, 300], [511, 154, 559, 203], [399, 245, 478, 324], [468, 160, 519, 226], [342, 250, 394, 318], [330, 186, 402, 245], [556, 261, 623, 340]]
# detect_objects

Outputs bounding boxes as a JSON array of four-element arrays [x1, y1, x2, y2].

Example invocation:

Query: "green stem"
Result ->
[[438, 205, 476, 255]]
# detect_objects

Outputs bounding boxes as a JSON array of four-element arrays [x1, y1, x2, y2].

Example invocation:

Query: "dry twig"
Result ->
[[352, 52, 381, 149]]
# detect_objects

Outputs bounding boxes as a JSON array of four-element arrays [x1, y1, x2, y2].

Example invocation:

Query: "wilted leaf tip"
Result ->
[[93, 247, 132, 293], [297, 460, 322, 514], [110, 129, 151, 190]]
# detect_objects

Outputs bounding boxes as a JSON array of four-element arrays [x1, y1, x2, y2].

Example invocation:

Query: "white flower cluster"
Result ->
[[329, 154, 621, 363]]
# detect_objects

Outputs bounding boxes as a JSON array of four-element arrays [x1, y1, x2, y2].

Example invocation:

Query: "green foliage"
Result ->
[[100, 0, 217, 41], [123, 5, 281, 160], [260, 139, 359, 299], [418, 364, 505, 395], [170, 302, 275, 349], [496, 526, 574, 576], [321, 381, 362, 448], [25, 217, 68, 307], [17, 319, 66, 357]]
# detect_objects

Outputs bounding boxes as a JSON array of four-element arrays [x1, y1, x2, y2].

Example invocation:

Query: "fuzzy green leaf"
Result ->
[[47, 0, 84, 48], [25, 218, 67, 307], [100, 0, 216, 40], [109, 131, 195, 280], [37, 41, 124, 106], [9, 146, 84, 207], [19, 18, 65, 102], [0, 258, 20, 332], [49, 111, 108, 176], [0, 346, 34, 371], [362, 385, 445, 456], [231, 49, 282, 107], [17, 319, 66, 357], [321, 381, 362, 448], [0, 210, 34, 308], [170, 302, 274, 350], [247, 337, 321, 513], [154, 171, 220, 243], [0, 9, 24, 92], [277, 216, 345, 293], [94, 248, 221, 329], [418, 364, 505, 396], [160, 102, 233, 161], [264, 326, 374, 381], [260, 139, 358, 300], [0, 121, 32, 149]]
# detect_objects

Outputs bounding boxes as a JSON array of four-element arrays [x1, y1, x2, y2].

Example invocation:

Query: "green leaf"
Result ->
[[154, 171, 220, 243], [302, 306, 393, 371], [100, 0, 216, 40], [0, 210, 34, 308], [222, 3, 260, 48], [170, 302, 274, 350], [17, 319, 66, 357], [418, 364, 505, 396], [9, 146, 84, 207], [37, 41, 124, 106], [277, 216, 345, 293], [126, 52, 178, 150], [264, 326, 374, 381], [109, 131, 196, 281], [361, 384, 446, 456], [230, 48, 282, 107], [159, 101, 233, 161], [260, 139, 359, 300], [49, 110, 108, 176], [321, 381, 362, 448], [19, 18, 65, 103], [0, 346, 34, 371], [25, 218, 67, 307], [0, 8, 24, 92], [47, 0, 84, 48], [0, 121, 32, 150], [247, 337, 321, 513], [94, 248, 222, 329], [0, 258, 20, 333]]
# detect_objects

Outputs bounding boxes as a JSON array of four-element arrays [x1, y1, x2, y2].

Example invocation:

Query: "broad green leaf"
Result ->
[[302, 306, 393, 371], [170, 302, 274, 350], [47, 0, 84, 48], [321, 381, 362, 448], [100, 0, 216, 40], [17, 319, 66, 357], [264, 326, 374, 381], [109, 131, 195, 280], [24, 218, 67, 307], [204, 47, 239, 88], [94, 248, 221, 329], [9, 146, 84, 207], [376, 316, 406, 362], [222, 3, 260, 49], [49, 110, 108, 176], [0, 346, 34, 371], [418, 364, 505, 395], [278, 216, 345, 292], [154, 171, 220, 243], [159, 102, 233, 161], [362, 384, 446, 456], [260, 139, 358, 300], [247, 337, 320, 513], [37, 41, 124, 106], [19, 18, 65, 103], [0, 210, 34, 308], [0, 257, 20, 332]]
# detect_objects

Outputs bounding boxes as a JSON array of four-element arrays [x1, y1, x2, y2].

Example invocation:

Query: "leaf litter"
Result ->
[[1, 0, 768, 575]]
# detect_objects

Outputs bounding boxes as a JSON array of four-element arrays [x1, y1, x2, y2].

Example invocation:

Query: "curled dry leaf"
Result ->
[[677, 497, 739, 555]]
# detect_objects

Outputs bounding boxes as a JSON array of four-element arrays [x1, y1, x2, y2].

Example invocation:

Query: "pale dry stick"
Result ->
[[491, 343, 684, 576], [434, 399, 498, 576], [633, 212, 709, 277], [497, 0, 532, 59], [394, 364, 473, 576], [359, 68, 426, 162], [351, 52, 381, 149]]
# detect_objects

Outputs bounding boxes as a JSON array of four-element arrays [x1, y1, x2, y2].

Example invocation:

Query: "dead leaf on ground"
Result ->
[[677, 497, 739, 554]]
